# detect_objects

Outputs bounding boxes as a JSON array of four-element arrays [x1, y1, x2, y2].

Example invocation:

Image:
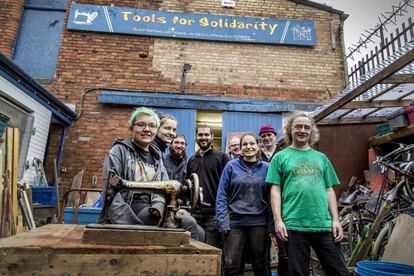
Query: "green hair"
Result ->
[[128, 107, 160, 127]]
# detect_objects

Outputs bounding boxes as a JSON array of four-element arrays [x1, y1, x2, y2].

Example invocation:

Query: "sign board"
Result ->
[[67, 3, 317, 46], [221, 0, 236, 8]]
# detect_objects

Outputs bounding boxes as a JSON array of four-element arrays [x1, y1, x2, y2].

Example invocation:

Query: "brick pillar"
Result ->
[[0, 0, 25, 58]]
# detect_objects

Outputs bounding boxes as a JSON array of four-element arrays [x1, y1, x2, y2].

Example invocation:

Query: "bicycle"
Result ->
[[347, 153, 414, 266]]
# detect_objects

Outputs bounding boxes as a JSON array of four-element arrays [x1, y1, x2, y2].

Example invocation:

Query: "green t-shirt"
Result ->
[[266, 147, 339, 232]]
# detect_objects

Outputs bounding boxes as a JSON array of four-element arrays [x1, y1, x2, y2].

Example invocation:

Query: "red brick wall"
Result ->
[[2, 0, 348, 191], [318, 124, 377, 195], [0, 0, 24, 58]]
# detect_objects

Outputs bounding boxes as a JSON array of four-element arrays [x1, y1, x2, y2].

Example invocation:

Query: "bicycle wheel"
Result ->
[[371, 221, 394, 260], [340, 215, 374, 261]]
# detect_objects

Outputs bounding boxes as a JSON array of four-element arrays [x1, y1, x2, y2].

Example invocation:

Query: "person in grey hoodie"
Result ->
[[99, 107, 204, 241]]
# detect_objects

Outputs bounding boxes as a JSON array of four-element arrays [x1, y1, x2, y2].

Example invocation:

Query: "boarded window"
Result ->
[[13, 0, 66, 81]]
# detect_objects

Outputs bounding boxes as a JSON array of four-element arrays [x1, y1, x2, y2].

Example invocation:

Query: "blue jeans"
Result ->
[[286, 231, 349, 276], [222, 226, 269, 276]]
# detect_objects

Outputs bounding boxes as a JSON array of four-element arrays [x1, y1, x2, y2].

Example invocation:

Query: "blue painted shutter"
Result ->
[[13, 1, 66, 80], [222, 112, 282, 149], [154, 108, 197, 156]]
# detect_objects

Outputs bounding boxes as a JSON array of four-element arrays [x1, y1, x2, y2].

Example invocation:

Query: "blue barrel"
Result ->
[[356, 261, 414, 276]]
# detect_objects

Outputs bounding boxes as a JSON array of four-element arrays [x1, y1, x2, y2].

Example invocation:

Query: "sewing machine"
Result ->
[[105, 170, 201, 228]]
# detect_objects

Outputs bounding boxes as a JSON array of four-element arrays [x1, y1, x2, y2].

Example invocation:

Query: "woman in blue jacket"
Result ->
[[216, 133, 271, 276]]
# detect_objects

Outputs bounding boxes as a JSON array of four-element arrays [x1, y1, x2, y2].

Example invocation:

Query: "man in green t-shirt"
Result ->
[[266, 111, 349, 276]]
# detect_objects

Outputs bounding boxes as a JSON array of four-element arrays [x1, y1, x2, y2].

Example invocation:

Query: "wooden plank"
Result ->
[[381, 73, 414, 84], [5, 129, 15, 236], [343, 99, 411, 109], [12, 128, 19, 232], [0, 224, 221, 275], [0, 134, 3, 228], [317, 117, 385, 125], [382, 214, 414, 266], [369, 125, 414, 146], [22, 187, 35, 230], [0, 253, 220, 275], [83, 227, 191, 246], [314, 48, 414, 122], [66, 170, 84, 207]]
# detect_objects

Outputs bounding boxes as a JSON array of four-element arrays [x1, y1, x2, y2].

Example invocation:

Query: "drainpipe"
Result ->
[[55, 126, 67, 171], [339, 15, 350, 87]]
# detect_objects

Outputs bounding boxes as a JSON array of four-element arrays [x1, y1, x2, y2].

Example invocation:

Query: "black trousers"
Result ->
[[279, 230, 349, 276], [222, 226, 270, 276]]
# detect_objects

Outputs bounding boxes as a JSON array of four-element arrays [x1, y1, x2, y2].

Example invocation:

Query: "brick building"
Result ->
[[0, 0, 347, 191]]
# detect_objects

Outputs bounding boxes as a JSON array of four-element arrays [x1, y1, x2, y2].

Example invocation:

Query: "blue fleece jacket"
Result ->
[[216, 157, 270, 232]]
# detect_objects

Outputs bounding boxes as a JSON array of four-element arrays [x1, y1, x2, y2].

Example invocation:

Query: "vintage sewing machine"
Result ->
[[105, 170, 201, 228]]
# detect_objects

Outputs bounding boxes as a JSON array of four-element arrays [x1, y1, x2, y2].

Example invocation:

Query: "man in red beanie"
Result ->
[[259, 124, 280, 163]]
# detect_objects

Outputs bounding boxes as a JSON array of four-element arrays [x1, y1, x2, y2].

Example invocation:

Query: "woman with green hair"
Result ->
[[99, 107, 204, 241]]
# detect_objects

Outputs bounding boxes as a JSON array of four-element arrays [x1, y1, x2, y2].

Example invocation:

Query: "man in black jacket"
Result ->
[[187, 124, 229, 247]]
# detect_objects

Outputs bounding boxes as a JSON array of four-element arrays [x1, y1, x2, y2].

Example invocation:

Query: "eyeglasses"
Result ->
[[230, 144, 239, 148], [134, 122, 157, 130]]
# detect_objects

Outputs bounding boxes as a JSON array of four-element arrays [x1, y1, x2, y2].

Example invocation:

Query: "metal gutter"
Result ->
[[0, 52, 76, 124]]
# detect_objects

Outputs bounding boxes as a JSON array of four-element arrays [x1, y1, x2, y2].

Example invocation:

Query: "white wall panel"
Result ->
[[0, 75, 51, 164]]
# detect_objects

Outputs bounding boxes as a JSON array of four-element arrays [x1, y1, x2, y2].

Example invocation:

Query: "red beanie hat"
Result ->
[[259, 124, 276, 136]]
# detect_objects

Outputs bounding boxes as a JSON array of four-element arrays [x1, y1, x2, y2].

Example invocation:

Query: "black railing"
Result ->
[[348, 17, 414, 84]]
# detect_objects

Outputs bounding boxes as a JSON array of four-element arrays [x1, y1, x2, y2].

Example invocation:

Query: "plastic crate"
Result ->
[[406, 106, 414, 126], [375, 122, 391, 136], [386, 109, 409, 131], [63, 207, 101, 224], [32, 187, 56, 205]]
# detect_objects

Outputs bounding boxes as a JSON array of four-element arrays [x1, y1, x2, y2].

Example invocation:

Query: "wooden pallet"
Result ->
[[0, 224, 221, 275]]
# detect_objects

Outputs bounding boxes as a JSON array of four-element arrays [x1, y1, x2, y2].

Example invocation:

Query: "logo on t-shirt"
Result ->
[[292, 157, 321, 187]]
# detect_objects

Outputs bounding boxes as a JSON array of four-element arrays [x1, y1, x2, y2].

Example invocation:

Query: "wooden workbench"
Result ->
[[0, 224, 221, 275]]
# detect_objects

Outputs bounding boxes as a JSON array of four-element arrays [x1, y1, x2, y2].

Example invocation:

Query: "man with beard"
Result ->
[[259, 124, 280, 163], [164, 134, 188, 185], [187, 124, 229, 247]]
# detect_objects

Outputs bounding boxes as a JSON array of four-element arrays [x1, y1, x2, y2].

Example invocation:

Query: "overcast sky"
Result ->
[[311, 0, 411, 65]]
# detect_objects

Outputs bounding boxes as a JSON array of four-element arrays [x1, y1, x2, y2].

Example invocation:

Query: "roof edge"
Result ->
[[290, 0, 349, 20], [0, 52, 77, 119]]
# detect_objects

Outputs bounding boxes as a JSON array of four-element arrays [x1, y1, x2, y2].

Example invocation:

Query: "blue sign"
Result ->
[[67, 3, 317, 46]]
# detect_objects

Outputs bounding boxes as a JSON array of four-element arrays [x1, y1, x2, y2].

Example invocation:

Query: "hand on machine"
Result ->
[[105, 170, 202, 228]]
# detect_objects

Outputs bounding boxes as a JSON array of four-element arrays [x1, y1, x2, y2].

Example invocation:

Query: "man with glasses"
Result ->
[[228, 137, 241, 160], [259, 124, 280, 163], [99, 108, 204, 241], [266, 111, 348, 276]]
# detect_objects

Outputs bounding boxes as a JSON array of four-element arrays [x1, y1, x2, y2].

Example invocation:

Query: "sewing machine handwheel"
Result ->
[[186, 173, 199, 209]]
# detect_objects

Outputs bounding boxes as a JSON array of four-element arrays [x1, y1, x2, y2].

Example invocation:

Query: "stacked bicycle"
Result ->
[[338, 143, 414, 266]]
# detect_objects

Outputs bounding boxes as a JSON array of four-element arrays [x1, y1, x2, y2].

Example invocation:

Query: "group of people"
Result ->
[[99, 107, 349, 276]]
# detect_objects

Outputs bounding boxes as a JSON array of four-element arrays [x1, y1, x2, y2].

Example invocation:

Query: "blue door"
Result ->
[[222, 112, 282, 150], [154, 108, 197, 156]]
